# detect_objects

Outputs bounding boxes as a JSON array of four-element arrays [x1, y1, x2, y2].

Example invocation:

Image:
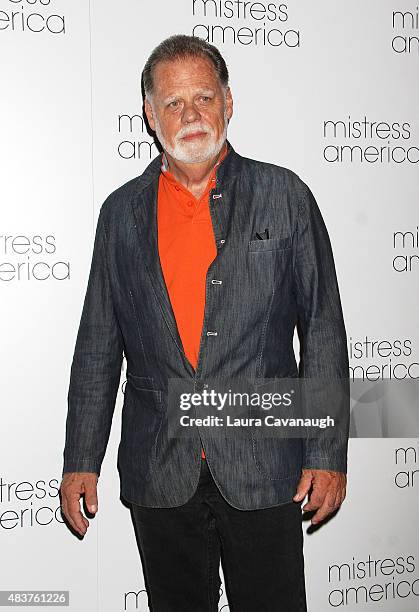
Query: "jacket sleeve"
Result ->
[[293, 180, 350, 473], [62, 200, 124, 476]]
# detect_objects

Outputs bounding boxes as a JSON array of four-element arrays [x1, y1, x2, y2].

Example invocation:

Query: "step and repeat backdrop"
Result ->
[[1, 1, 418, 610]]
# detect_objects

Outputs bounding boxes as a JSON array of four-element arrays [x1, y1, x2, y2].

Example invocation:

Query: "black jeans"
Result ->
[[130, 458, 307, 611]]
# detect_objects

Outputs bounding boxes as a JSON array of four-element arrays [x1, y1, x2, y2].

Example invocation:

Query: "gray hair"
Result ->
[[141, 34, 229, 99]]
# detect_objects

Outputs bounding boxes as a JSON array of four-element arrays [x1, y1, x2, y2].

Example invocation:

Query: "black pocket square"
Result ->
[[254, 228, 270, 240]]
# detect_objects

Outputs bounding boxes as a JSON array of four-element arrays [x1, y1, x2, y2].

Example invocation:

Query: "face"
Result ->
[[144, 55, 233, 164]]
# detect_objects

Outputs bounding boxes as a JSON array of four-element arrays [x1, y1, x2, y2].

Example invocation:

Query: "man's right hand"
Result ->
[[60, 472, 98, 536]]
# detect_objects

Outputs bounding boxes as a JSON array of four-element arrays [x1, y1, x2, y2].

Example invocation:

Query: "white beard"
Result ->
[[153, 106, 228, 164]]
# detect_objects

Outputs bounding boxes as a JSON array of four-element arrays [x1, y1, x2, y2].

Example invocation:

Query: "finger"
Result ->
[[330, 480, 345, 510], [335, 487, 344, 508], [334, 490, 342, 509], [293, 471, 313, 502], [303, 486, 326, 512], [311, 491, 338, 524], [84, 482, 98, 514], [61, 495, 84, 536], [68, 493, 89, 535], [336, 484, 347, 508], [330, 486, 339, 509], [61, 495, 77, 531], [66, 503, 87, 535]]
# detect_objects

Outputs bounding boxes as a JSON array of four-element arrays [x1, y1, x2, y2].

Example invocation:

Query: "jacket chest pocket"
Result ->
[[246, 236, 293, 293], [248, 236, 291, 252]]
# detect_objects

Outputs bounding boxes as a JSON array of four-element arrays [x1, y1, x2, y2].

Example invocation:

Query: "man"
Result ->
[[60, 34, 349, 611]]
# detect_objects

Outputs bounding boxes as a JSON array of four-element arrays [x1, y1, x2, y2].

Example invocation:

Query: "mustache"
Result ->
[[176, 124, 213, 140]]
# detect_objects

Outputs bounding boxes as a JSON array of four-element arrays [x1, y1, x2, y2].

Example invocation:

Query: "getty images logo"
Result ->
[[0, 0, 66, 35]]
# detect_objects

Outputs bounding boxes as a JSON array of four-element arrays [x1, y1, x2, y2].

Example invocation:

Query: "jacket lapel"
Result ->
[[130, 154, 195, 373]]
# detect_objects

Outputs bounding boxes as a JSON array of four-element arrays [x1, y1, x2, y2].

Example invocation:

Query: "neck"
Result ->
[[164, 141, 227, 197]]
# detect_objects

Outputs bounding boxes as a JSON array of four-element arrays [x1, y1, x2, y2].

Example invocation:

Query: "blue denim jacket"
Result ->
[[62, 140, 349, 509]]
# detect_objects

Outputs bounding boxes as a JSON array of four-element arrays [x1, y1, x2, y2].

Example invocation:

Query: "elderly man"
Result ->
[[60, 34, 349, 611]]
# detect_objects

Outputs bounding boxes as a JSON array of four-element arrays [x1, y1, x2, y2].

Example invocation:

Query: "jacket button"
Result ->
[[195, 381, 208, 392]]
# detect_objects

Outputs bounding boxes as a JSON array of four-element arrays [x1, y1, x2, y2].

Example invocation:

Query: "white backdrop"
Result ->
[[1, 1, 418, 610]]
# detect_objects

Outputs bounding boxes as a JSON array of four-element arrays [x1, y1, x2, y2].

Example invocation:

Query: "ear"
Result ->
[[144, 97, 156, 131], [225, 87, 233, 121]]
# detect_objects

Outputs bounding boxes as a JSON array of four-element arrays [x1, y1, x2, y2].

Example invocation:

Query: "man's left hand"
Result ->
[[293, 469, 347, 525]]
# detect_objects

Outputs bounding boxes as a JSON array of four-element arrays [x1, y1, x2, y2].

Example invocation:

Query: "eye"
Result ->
[[168, 100, 180, 108], [199, 96, 211, 103]]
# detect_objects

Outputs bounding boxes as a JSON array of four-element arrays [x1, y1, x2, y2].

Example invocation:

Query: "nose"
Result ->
[[181, 100, 201, 124]]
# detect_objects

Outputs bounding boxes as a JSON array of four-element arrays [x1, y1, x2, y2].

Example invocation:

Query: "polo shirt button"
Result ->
[[187, 200, 194, 207]]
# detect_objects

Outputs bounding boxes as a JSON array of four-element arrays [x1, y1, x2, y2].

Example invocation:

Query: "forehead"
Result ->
[[152, 56, 220, 96]]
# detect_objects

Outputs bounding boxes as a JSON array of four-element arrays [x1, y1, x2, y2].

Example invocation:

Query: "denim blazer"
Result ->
[[62, 140, 350, 510]]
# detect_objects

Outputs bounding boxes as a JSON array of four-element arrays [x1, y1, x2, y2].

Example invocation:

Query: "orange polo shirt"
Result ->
[[157, 143, 228, 460]]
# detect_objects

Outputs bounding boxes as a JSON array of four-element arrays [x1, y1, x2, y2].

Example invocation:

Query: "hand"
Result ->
[[60, 472, 98, 536], [293, 469, 346, 525]]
